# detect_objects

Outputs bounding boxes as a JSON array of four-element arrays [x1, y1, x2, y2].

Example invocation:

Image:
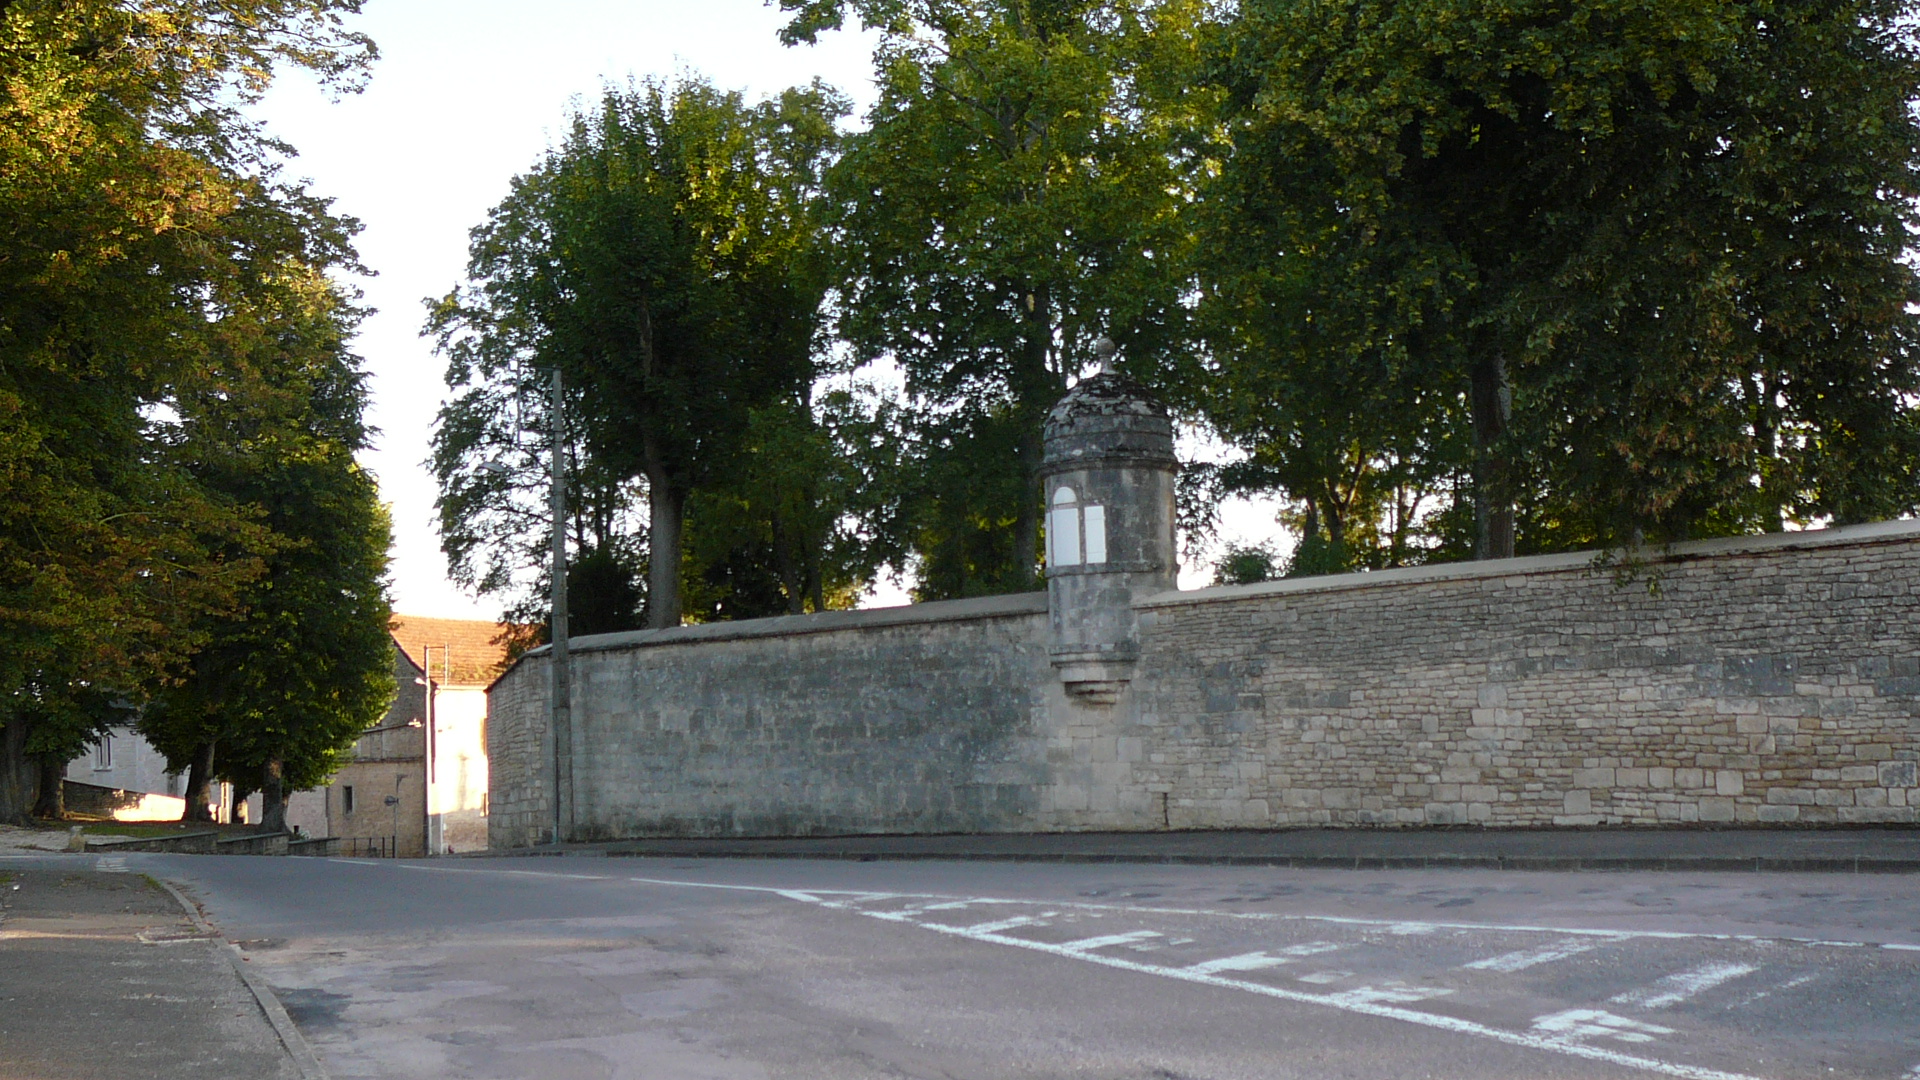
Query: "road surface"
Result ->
[[60, 853, 1920, 1079]]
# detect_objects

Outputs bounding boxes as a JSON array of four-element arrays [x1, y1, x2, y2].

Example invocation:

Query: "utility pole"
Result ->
[[549, 366, 571, 846]]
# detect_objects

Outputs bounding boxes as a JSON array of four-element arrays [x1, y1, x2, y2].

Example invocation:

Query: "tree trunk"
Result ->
[[259, 756, 288, 833], [1470, 350, 1516, 560], [645, 463, 684, 630], [0, 722, 36, 826], [32, 756, 64, 820], [181, 740, 217, 823]]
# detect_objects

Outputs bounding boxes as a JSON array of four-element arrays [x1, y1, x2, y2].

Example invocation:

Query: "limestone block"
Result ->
[[1715, 771, 1744, 796], [1698, 797, 1737, 822], [1572, 767, 1614, 788]]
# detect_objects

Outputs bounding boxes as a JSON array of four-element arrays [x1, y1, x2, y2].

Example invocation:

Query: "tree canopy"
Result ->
[[1203, 0, 1920, 565], [431, 76, 853, 631], [0, 0, 387, 822]]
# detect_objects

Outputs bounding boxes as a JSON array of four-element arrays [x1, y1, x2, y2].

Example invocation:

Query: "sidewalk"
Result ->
[[0, 864, 307, 1080], [546, 827, 1920, 872]]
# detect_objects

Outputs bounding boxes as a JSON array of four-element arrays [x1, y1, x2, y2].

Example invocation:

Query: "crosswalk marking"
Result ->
[[1465, 939, 1605, 972], [962, 915, 1050, 935], [1611, 963, 1760, 1009], [622, 876, 1869, 1080], [1179, 942, 1345, 976], [1059, 930, 1163, 952], [1533, 1009, 1676, 1046]]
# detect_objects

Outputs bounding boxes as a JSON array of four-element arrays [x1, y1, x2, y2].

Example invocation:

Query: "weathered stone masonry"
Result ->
[[487, 371, 1920, 847]]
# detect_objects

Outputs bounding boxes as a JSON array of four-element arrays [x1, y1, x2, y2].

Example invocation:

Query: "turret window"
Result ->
[[1049, 486, 1108, 567]]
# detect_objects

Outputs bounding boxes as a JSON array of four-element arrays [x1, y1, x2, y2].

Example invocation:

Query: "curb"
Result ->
[[555, 848, 1920, 873], [153, 877, 330, 1080]]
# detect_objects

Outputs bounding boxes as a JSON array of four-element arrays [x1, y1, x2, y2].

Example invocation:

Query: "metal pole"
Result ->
[[549, 367, 571, 845]]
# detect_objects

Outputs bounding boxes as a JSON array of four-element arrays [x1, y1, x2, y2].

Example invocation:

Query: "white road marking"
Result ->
[[1179, 942, 1345, 976], [1323, 984, 1454, 1007], [324, 861, 1899, 955], [1532, 1009, 1676, 1046], [1726, 971, 1817, 1009], [962, 915, 1050, 935], [1611, 963, 1760, 1009], [299, 868, 1843, 1076], [1465, 939, 1609, 972], [94, 856, 127, 873], [1059, 930, 1163, 952]]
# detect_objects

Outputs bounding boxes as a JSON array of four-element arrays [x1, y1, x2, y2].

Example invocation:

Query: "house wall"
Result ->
[[430, 685, 489, 852], [487, 522, 1920, 846]]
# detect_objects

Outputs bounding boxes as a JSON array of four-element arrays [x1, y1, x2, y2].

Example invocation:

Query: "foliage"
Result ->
[[139, 280, 395, 825], [1212, 542, 1280, 586], [1207, 0, 1920, 558], [0, 0, 376, 822], [783, 0, 1215, 597], [431, 75, 852, 628]]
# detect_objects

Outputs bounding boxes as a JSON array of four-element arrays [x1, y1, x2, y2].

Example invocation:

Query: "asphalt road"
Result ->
[[105, 854, 1920, 1079]]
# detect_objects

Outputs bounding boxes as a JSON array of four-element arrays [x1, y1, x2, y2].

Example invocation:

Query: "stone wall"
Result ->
[[487, 521, 1920, 845], [1128, 521, 1920, 829], [489, 593, 1053, 847]]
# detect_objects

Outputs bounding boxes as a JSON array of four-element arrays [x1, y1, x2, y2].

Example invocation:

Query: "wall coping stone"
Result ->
[[1139, 518, 1920, 611], [506, 590, 1049, 673]]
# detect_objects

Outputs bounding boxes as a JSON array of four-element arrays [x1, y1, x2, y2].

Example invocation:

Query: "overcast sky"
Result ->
[[252, 1, 1282, 621]]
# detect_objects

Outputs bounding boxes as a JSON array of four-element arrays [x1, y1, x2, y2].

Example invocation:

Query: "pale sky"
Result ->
[[252, 1, 1284, 621]]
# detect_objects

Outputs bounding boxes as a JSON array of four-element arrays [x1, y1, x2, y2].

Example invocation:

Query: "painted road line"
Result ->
[[1531, 1009, 1675, 1046], [1611, 963, 1761, 1009], [618, 877, 1781, 1080], [1059, 930, 1164, 952], [1180, 943, 1346, 976], [1465, 939, 1610, 973], [1298, 970, 1354, 984], [308, 866, 1822, 952], [961, 915, 1052, 935], [1322, 985, 1453, 1007], [94, 856, 127, 873]]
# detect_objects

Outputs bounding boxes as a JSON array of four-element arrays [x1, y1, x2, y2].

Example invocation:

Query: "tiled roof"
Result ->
[[390, 615, 514, 687]]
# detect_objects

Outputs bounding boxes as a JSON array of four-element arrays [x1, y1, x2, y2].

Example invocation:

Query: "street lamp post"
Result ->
[[548, 367, 571, 846]]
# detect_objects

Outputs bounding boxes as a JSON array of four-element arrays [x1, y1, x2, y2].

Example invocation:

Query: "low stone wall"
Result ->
[[487, 522, 1920, 845], [489, 593, 1054, 847], [1130, 522, 1920, 828]]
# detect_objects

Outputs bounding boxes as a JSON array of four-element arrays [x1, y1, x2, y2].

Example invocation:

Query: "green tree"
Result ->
[[1209, 0, 1920, 558], [0, 0, 375, 822], [431, 76, 850, 628], [140, 275, 395, 830], [782, 0, 1214, 598]]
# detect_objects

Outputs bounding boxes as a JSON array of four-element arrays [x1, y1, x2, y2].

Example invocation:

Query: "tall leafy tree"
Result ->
[[140, 274, 395, 829], [1209, 0, 1920, 558], [432, 76, 849, 629], [781, 0, 1215, 597], [0, 0, 375, 822]]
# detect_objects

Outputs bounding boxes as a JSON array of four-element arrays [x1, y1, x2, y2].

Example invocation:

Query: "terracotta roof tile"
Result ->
[[389, 615, 515, 686]]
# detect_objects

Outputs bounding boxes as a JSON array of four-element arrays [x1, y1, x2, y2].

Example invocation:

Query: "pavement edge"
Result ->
[[153, 875, 331, 1080]]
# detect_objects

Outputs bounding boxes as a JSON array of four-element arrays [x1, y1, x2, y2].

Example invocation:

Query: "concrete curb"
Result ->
[[154, 877, 330, 1080]]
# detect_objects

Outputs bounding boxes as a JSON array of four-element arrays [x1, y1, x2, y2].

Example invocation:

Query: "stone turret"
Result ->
[[1039, 340, 1179, 702]]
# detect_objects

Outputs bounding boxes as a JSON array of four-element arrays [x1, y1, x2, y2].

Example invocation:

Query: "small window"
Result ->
[[342, 785, 355, 815], [1047, 486, 1108, 568], [92, 735, 112, 771]]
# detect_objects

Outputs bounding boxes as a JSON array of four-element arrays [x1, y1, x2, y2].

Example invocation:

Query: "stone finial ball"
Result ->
[[1093, 336, 1117, 370]]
